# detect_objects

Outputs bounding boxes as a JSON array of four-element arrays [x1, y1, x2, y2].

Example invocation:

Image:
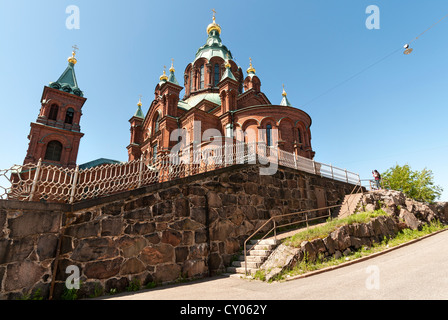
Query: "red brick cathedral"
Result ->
[[22, 13, 315, 170], [127, 13, 315, 164]]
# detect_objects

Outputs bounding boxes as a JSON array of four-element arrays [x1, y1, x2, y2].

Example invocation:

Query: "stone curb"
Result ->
[[283, 228, 448, 282]]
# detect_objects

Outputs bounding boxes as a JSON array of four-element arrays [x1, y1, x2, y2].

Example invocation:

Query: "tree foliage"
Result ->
[[382, 164, 443, 203]]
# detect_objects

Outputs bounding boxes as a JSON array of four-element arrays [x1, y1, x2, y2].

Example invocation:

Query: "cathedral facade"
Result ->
[[127, 14, 315, 164], [22, 14, 315, 171]]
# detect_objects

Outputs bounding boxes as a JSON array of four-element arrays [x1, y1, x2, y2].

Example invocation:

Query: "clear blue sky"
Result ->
[[1, 0, 447, 200]]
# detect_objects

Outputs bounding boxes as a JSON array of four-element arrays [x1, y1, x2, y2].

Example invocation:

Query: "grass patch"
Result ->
[[283, 210, 387, 247], [278, 219, 448, 281]]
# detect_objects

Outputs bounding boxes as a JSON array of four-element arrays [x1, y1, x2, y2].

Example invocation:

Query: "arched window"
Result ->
[[200, 64, 205, 89], [65, 108, 74, 124], [44, 140, 63, 161], [214, 63, 220, 86], [190, 69, 194, 93], [48, 104, 58, 121], [154, 113, 160, 133], [266, 124, 272, 147], [153, 144, 158, 160], [297, 128, 303, 144]]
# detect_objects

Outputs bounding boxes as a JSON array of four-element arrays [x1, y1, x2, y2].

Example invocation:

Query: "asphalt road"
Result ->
[[105, 229, 448, 300]]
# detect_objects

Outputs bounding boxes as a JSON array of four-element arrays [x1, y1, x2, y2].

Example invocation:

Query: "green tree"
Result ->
[[382, 164, 443, 203]]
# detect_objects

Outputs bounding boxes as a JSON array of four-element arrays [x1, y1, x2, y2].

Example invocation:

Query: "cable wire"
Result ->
[[299, 12, 448, 109]]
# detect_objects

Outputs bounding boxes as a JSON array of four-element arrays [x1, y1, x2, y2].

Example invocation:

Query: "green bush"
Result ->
[[382, 164, 443, 203]]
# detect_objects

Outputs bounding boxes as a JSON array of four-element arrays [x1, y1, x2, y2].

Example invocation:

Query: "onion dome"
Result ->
[[207, 9, 221, 35], [68, 50, 77, 65], [159, 66, 168, 82], [247, 57, 256, 75]]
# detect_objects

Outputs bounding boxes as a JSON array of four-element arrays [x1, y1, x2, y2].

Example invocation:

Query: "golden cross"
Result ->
[[72, 44, 79, 54], [212, 9, 216, 21]]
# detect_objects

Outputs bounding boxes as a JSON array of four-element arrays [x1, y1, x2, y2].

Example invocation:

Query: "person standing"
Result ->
[[372, 170, 381, 190]]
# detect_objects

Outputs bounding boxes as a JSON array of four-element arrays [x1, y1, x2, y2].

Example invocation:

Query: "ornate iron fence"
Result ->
[[0, 142, 360, 204]]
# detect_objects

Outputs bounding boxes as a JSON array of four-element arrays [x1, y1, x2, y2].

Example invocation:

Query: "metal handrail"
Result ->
[[243, 204, 343, 276], [360, 178, 390, 191], [242, 179, 365, 276]]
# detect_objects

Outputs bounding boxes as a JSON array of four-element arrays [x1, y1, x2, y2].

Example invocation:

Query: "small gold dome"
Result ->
[[247, 57, 256, 74], [207, 9, 221, 35], [169, 59, 175, 73], [68, 51, 77, 65], [159, 67, 168, 81], [282, 84, 287, 97]]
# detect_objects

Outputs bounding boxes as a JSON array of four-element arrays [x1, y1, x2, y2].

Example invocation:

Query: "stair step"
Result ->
[[226, 266, 257, 275], [246, 244, 276, 251], [249, 239, 279, 245], [232, 260, 262, 268], [245, 249, 272, 257], [338, 193, 363, 218], [238, 255, 265, 263], [226, 238, 281, 276]]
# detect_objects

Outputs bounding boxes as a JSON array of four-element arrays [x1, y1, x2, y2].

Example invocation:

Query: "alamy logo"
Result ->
[[365, 265, 380, 290], [66, 5, 80, 30], [365, 5, 380, 30], [65, 265, 80, 290]]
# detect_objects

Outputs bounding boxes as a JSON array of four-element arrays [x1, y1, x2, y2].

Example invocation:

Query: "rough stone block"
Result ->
[[117, 236, 147, 258], [101, 217, 124, 236], [102, 201, 123, 216], [120, 258, 146, 275], [161, 230, 182, 247], [4, 261, 47, 292], [71, 238, 118, 262], [37, 234, 59, 261], [182, 260, 207, 278], [173, 197, 190, 217], [139, 244, 174, 265], [66, 221, 100, 239], [8, 211, 60, 238], [131, 222, 156, 236], [175, 246, 189, 263], [399, 209, 422, 230], [154, 263, 181, 283], [0, 237, 34, 265], [84, 257, 123, 279]]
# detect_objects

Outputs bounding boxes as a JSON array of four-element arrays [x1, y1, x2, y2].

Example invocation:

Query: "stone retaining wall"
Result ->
[[1, 164, 357, 299]]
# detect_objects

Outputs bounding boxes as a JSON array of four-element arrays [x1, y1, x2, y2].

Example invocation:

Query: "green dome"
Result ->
[[194, 30, 232, 62]]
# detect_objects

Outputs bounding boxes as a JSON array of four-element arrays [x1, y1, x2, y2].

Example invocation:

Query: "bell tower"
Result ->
[[24, 47, 87, 168]]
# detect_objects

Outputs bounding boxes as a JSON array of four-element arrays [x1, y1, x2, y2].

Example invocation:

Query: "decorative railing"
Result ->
[[0, 142, 360, 204]]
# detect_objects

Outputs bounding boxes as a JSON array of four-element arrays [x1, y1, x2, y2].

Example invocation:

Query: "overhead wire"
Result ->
[[298, 12, 448, 109]]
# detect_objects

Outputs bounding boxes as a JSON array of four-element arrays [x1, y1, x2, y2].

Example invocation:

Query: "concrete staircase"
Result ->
[[337, 193, 364, 219], [226, 193, 365, 277], [226, 239, 280, 275]]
